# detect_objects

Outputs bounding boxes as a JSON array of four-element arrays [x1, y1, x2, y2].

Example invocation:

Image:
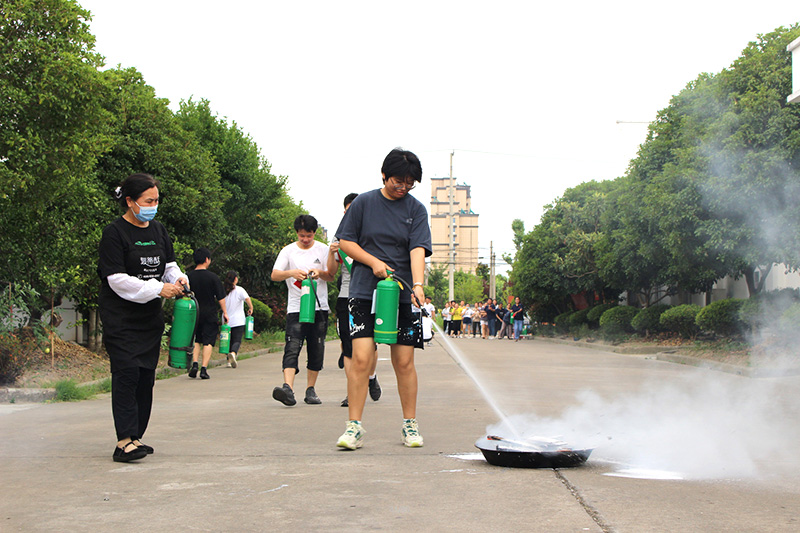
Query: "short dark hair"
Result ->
[[294, 214, 318, 233], [116, 173, 160, 210], [343, 193, 358, 208], [381, 148, 422, 183], [193, 247, 211, 265]]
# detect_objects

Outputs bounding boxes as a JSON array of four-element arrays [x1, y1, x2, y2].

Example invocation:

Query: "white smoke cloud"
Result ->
[[487, 369, 800, 479]]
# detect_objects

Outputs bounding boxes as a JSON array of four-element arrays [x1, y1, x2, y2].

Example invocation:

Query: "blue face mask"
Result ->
[[134, 201, 158, 222]]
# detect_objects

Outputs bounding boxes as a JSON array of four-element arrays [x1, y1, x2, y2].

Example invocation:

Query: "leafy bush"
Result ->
[[553, 311, 575, 334], [695, 299, 746, 337], [598, 306, 638, 336], [251, 298, 274, 333], [631, 304, 671, 335], [586, 303, 617, 328], [567, 308, 592, 330], [660, 304, 701, 338], [739, 289, 800, 331], [778, 302, 800, 332]]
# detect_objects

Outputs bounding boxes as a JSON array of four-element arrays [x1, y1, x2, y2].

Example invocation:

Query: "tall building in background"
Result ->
[[429, 176, 479, 273]]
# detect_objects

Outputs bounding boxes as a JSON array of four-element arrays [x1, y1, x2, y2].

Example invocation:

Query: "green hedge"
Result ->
[[598, 306, 638, 335], [631, 304, 671, 334], [695, 299, 746, 336], [567, 308, 592, 330], [553, 311, 575, 334], [587, 303, 617, 328], [659, 304, 701, 338], [779, 302, 800, 332], [250, 298, 274, 333], [739, 289, 800, 331]]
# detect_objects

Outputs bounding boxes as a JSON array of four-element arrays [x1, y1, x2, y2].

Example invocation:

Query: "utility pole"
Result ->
[[489, 241, 496, 299], [448, 150, 455, 302]]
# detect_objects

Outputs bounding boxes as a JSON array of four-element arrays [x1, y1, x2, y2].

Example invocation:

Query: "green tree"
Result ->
[[425, 263, 448, 309], [454, 271, 483, 303], [95, 68, 228, 265], [175, 98, 304, 295], [694, 26, 800, 294], [0, 0, 111, 314]]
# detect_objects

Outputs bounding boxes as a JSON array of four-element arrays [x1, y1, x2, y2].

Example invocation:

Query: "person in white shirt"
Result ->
[[422, 296, 436, 345], [223, 270, 253, 369], [270, 215, 337, 406], [462, 304, 474, 338]]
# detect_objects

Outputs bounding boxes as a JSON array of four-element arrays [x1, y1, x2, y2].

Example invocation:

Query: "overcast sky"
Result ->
[[78, 1, 800, 273]]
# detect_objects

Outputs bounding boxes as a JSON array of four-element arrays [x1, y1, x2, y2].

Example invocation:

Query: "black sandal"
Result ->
[[113, 441, 147, 463], [133, 441, 154, 454]]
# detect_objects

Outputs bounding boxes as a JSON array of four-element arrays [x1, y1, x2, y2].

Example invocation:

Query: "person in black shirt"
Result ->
[[98, 173, 188, 462], [187, 248, 228, 379]]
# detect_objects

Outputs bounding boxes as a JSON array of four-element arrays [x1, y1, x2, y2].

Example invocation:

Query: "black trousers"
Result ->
[[112, 366, 156, 441]]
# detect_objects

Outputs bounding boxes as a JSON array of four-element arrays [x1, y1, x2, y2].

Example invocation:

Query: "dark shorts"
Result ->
[[451, 320, 462, 333], [283, 311, 327, 373], [348, 298, 417, 346], [194, 315, 219, 346], [336, 297, 352, 368]]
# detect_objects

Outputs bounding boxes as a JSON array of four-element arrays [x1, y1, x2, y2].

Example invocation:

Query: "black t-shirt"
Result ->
[[187, 269, 225, 319], [484, 304, 497, 320], [98, 217, 176, 318], [97, 217, 176, 370], [335, 188, 432, 303]]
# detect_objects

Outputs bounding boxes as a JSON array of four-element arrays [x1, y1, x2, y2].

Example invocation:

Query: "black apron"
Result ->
[[99, 219, 168, 372]]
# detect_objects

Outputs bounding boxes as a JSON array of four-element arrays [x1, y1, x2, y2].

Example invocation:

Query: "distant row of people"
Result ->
[[440, 297, 525, 341]]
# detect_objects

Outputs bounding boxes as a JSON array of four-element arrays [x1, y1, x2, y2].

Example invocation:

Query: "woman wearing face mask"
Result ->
[[98, 173, 188, 462]]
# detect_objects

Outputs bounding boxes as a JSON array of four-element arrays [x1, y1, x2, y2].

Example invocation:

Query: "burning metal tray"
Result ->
[[475, 435, 592, 469]]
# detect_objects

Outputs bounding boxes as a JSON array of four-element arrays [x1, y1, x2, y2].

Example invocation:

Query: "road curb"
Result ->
[[0, 345, 283, 404]]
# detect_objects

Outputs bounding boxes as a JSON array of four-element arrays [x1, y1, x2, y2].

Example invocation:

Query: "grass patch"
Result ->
[[50, 377, 112, 402]]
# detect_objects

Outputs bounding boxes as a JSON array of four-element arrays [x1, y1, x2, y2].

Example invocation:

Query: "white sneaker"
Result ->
[[337, 420, 365, 450], [229, 352, 238, 369], [402, 418, 424, 447]]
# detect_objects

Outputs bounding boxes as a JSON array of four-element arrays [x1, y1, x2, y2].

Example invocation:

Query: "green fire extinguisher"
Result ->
[[219, 322, 231, 354], [244, 314, 254, 340], [299, 277, 317, 323], [374, 273, 400, 345], [169, 290, 197, 369]]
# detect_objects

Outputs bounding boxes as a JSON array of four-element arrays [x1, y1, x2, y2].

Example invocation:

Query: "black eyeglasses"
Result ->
[[389, 177, 416, 190]]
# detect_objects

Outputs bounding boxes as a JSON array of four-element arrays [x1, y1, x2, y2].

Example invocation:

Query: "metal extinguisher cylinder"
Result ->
[[299, 278, 317, 323], [169, 295, 197, 368], [219, 323, 231, 354], [244, 315, 254, 340], [374, 276, 400, 344]]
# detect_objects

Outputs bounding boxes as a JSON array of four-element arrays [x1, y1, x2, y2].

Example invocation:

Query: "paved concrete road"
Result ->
[[2, 336, 799, 532]]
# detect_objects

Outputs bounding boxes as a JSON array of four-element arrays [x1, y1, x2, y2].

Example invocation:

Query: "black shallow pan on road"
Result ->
[[475, 435, 593, 469]]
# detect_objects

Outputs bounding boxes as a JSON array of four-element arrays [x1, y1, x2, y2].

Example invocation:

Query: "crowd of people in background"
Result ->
[[433, 298, 526, 342]]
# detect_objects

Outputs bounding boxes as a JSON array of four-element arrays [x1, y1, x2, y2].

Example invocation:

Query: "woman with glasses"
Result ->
[[334, 148, 432, 450]]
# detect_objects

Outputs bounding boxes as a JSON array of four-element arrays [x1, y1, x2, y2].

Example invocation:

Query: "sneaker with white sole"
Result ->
[[337, 420, 365, 450], [229, 353, 238, 368], [402, 418, 424, 447]]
